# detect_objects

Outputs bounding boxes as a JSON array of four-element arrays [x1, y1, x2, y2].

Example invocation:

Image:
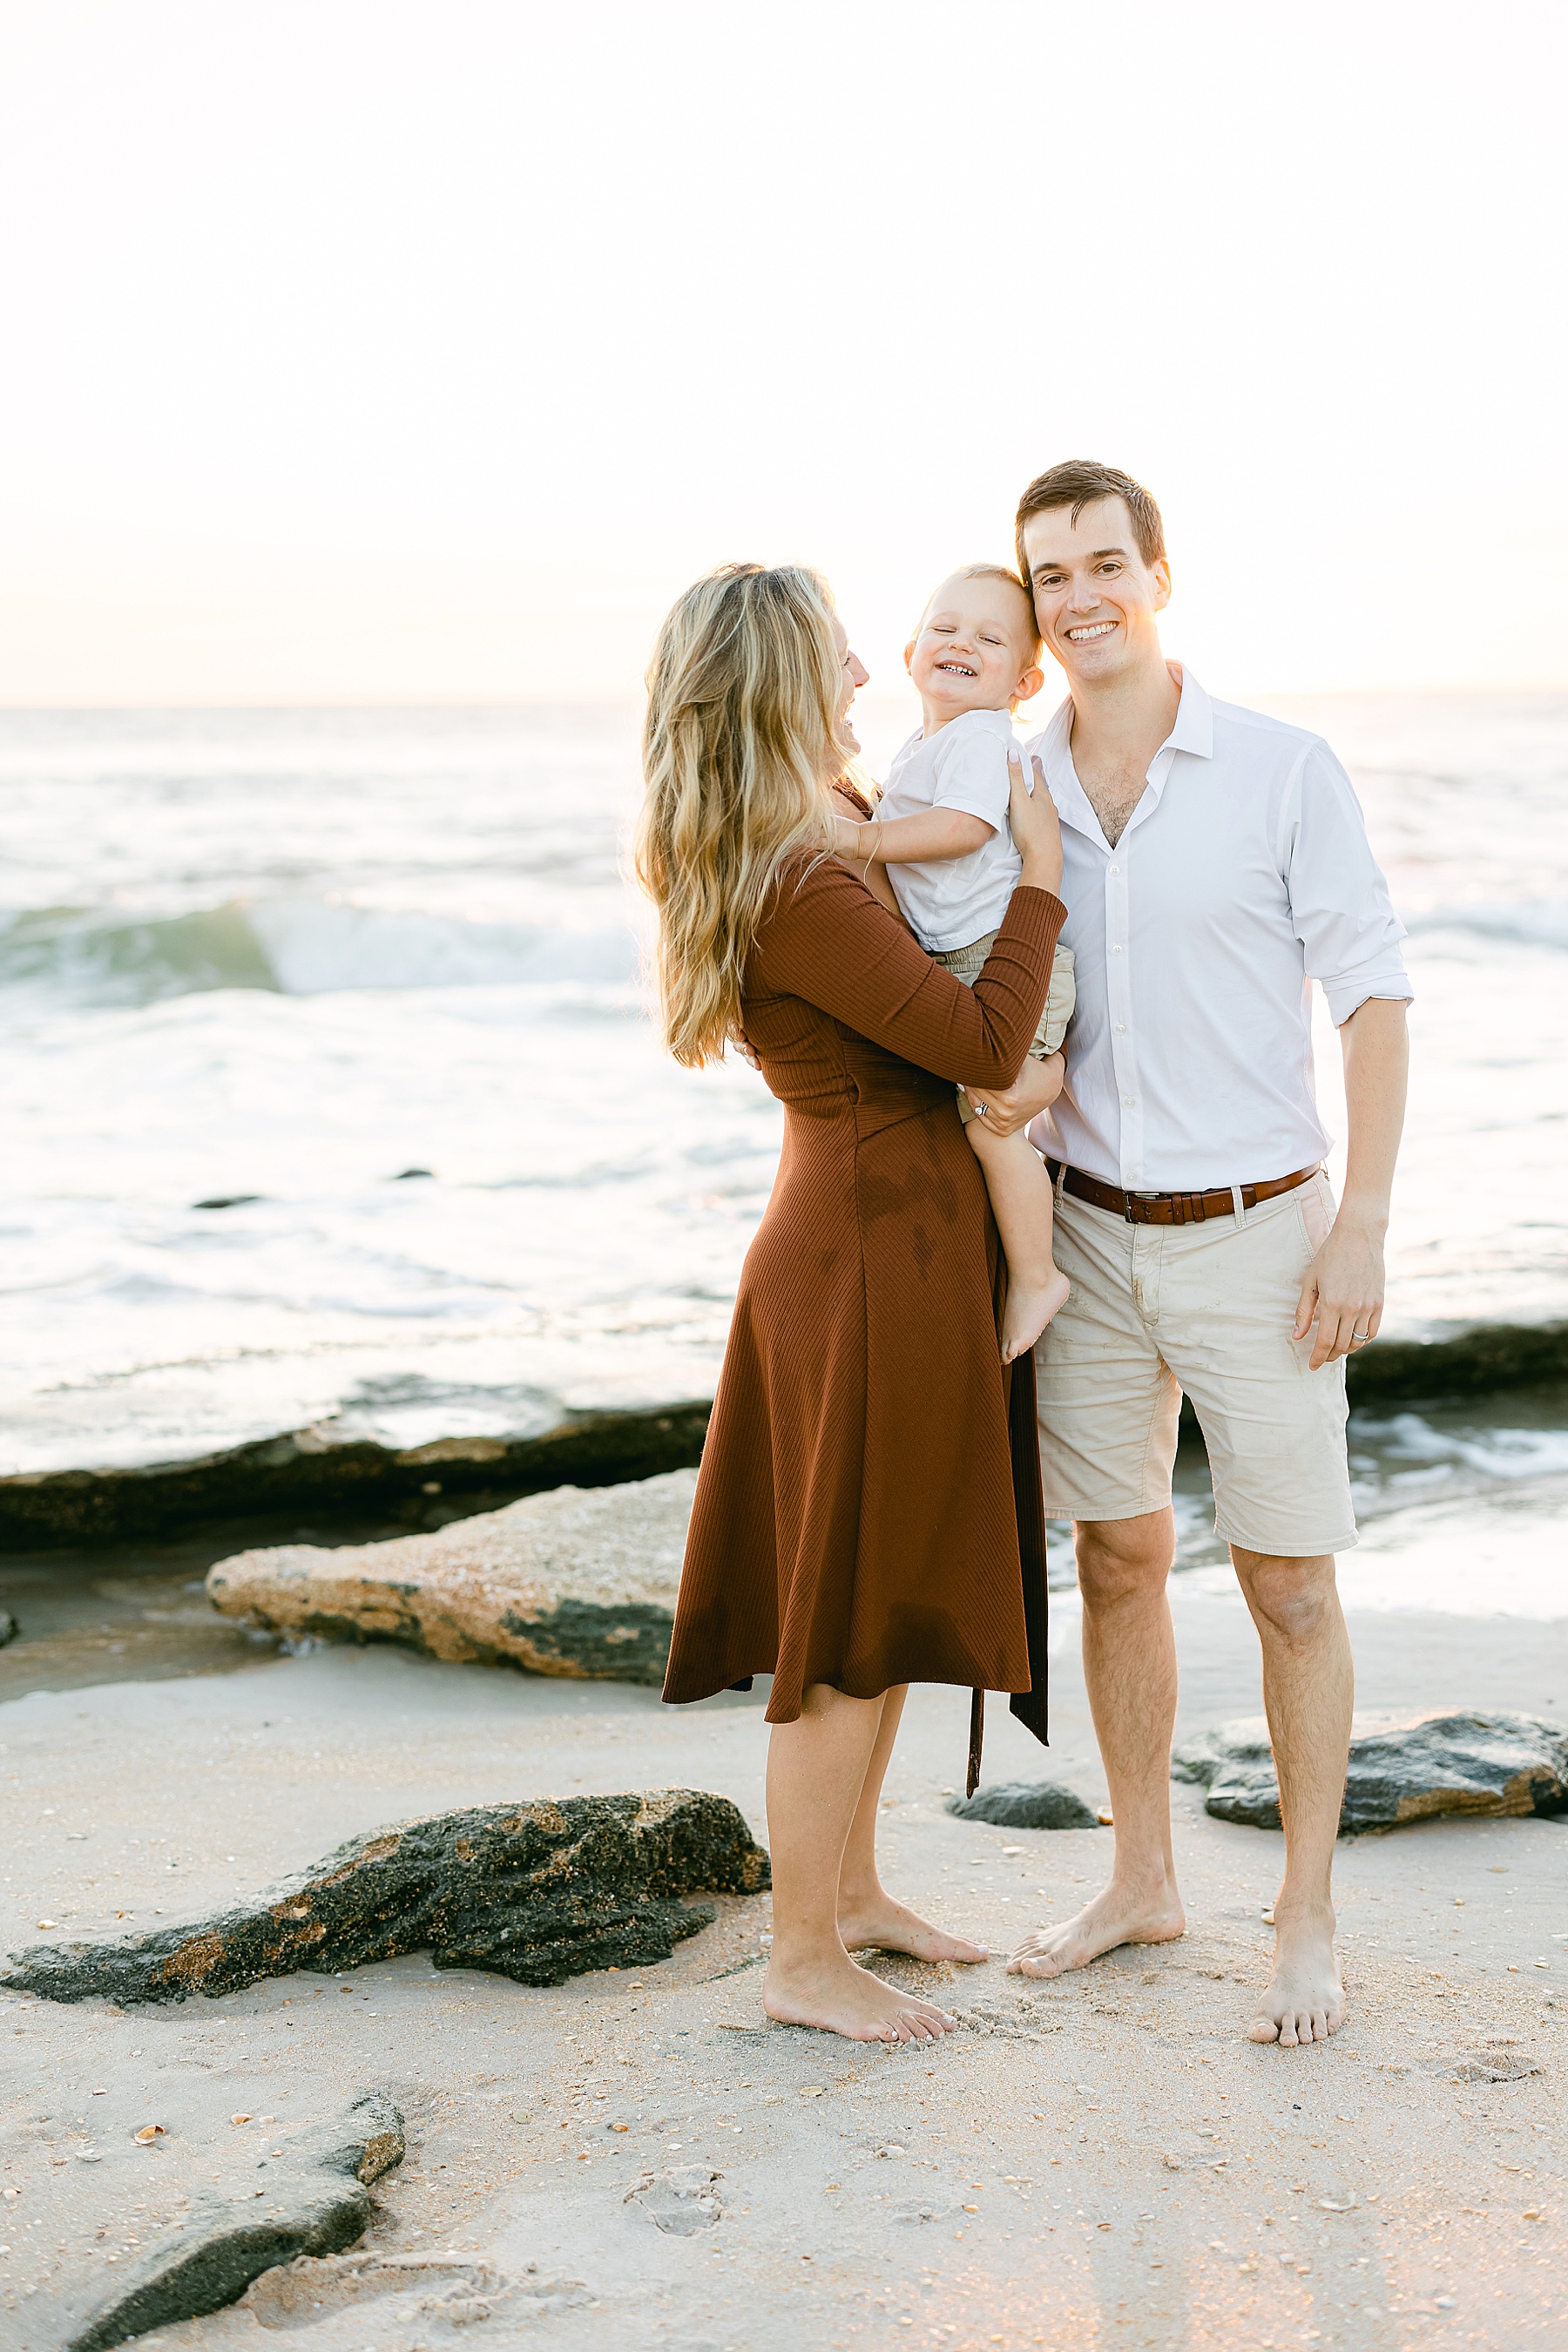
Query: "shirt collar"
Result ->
[[1162, 663, 1213, 762], [1028, 663, 1213, 846]]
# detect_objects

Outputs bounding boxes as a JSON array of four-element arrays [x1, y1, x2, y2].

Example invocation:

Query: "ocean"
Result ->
[[4, 691, 1566, 1612]]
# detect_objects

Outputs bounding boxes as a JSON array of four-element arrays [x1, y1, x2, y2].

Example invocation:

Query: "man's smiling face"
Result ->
[[1021, 496, 1171, 686]]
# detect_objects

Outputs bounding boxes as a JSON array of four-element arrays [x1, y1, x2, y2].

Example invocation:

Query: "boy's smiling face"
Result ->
[[905, 571, 1043, 727]]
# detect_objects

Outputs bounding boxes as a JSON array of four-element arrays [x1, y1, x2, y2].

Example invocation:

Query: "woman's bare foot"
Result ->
[[763, 1950, 958, 2043], [1247, 1905, 1344, 2045], [838, 1893, 988, 1966], [1002, 1266, 1071, 1363], [1005, 1879, 1186, 1977]]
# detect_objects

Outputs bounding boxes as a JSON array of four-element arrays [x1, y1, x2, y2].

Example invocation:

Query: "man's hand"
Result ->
[[965, 1051, 1064, 1139], [1297, 996, 1409, 1370], [1295, 1208, 1386, 1369]]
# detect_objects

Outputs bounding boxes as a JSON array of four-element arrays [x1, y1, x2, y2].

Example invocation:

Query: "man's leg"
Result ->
[[1008, 1508, 1186, 1977], [1232, 1548, 1353, 2045]]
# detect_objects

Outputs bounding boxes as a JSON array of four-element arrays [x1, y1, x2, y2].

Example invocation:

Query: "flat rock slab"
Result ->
[[3, 1790, 770, 2004], [944, 1780, 1102, 1829], [1172, 1707, 1568, 1833], [3, 2086, 402, 2352], [206, 1470, 696, 1684]]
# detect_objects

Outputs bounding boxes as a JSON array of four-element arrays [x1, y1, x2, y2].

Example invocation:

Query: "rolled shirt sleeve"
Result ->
[[1281, 740, 1415, 1026]]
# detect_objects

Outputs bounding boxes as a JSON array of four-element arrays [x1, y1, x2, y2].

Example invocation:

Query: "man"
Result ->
[[1004, 460, 1410, 2047]]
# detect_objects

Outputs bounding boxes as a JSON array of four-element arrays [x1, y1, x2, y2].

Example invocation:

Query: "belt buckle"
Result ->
[[1127, 1190, 1161, 1226]]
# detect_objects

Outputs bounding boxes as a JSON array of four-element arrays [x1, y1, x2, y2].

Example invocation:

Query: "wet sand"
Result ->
[[2, 1584, 1565, 2350]]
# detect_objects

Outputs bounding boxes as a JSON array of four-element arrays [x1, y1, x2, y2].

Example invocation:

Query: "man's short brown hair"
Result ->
[[1014, 460, 1166, 583]]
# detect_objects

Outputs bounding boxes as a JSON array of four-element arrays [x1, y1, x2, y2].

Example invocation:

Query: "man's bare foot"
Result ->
[[1005, 1881, 1186, 1977], [838, 1893, 988, 1966], [1248, 1906, 1343, 2045], [763, 1950, 958, 2043], [1002, 1266, 1071, 1363]]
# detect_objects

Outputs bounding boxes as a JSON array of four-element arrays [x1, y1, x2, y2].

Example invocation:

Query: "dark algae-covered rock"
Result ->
[[3, 1789, 770, 2005], [9, 1319, 1565, 1553], [36, 2092, 403, 2352], [0, 1402, 712, 1549], [1173, 1709, 1568, 1834], [945, 1780, 1102, 1830]]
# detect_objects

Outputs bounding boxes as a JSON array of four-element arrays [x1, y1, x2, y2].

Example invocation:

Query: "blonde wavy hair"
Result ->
[[636, 562, 845, 1067]]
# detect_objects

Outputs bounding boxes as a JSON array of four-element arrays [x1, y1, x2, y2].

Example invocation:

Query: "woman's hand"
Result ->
[[729, 1027, 761, 1071], [963, 1051, 1064, 1139], [1007, 748, 1063, 898]]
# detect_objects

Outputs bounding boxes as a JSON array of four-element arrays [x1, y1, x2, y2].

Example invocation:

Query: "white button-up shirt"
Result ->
[[1025, 666, 1412, 1192]]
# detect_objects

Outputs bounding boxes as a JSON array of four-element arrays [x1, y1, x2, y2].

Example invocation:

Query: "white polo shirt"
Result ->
[[876, 706, 1025, 952], [1025, 666, 1412, 1193]]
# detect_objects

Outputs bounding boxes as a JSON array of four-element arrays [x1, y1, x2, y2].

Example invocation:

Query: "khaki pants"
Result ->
[[934, 937, 1075, 1125], [1033, 1171, 1355, 1558]]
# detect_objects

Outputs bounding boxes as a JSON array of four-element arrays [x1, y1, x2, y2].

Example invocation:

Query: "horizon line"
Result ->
[[1, 679, 1567, 718]]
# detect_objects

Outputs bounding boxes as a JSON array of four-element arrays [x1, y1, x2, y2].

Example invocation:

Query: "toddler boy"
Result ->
[[835, 564, 1075, 1362]]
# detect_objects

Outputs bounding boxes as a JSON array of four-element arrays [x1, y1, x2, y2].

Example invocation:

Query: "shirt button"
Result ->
[[1108, 864, 1120, 875], [1110, 944, 1123, 955], [1114, 1023, 1126, 1035], [1124, 1094, 1136, 1106]]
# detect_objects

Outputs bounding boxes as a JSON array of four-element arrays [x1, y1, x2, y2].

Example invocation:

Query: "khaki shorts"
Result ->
[[936, 937, 1075, 1126], [1033, 1170, 1356, 1558]]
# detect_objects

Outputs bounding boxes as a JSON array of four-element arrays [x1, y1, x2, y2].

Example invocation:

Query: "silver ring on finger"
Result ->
[[973, 1102, 987, 1117], [1351, 1330, 1370, 1346]]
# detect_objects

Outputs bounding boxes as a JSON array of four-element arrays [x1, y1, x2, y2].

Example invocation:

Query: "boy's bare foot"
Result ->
[[1247, 1906, 1344, 2045], [763, 1952, 958, 2043], [1002, 1266, 1071, 1363], [1005, 1880, 1186, 1977], [838, 1893, 988, 1966]]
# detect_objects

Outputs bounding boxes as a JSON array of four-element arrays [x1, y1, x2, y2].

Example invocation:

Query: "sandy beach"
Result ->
[[3, 1571, 1564, 2351]]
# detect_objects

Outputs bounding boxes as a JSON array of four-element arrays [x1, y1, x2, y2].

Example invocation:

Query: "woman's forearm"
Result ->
[[1017, 850, 1062, 895]]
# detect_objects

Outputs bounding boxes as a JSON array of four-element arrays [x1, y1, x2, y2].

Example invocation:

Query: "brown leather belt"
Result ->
[[1045, 1159, 1321, 1227]]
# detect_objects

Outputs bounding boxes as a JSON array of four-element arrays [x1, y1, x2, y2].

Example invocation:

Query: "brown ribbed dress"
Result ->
[[661, 855, 1065, 1756]]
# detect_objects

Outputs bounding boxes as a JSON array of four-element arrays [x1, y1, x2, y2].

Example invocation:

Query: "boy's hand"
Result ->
[[834, 814, 868, 859]]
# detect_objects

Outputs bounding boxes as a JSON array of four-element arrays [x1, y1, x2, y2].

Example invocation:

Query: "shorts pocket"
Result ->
[[1294, 1173, 1334, 1260]]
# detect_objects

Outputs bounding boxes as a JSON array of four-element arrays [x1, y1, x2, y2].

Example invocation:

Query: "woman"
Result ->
[[637, 563, 1066, 2044]]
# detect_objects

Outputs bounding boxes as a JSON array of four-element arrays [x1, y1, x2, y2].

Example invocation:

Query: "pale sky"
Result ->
[[1, 0, 1565, 706]]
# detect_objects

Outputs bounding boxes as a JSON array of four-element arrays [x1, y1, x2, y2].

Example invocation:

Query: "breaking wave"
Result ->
[[0, 897, 642, 1004]]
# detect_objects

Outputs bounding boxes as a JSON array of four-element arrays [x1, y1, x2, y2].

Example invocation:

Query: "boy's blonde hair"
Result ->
[[636, 562, 841, 1068], [911, 563, 1042, 658]]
